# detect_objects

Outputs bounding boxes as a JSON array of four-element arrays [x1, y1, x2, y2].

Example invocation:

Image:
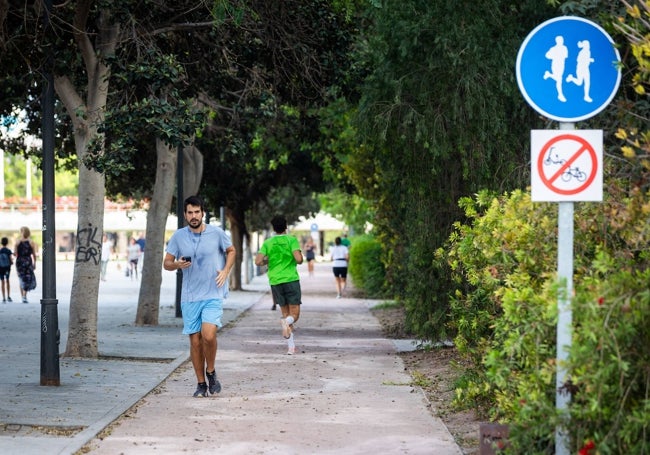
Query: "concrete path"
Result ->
[[0, 260, 462, 455]]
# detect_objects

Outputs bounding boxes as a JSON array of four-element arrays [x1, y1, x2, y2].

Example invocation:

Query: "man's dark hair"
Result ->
[[184, 195, 205, 213], [271, 216, 287, 234], [1, 237, 7, 246], [334, 236, 341, 245]]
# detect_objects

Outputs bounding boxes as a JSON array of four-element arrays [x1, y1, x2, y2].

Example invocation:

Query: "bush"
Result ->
[[348, 235, 386, 298], [445, 187, 650, 454]]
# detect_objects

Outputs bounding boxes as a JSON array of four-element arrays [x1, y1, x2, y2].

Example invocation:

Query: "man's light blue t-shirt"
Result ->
[[166, 225, 232, 303]]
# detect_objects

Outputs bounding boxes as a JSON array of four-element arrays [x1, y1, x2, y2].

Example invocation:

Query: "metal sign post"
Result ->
[[555, 123, 574, 455], [517, 16, 621, 455]]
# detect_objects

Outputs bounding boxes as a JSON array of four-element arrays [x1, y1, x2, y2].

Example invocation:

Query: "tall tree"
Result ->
[[93, 49, 206, 325], [194, 0, 358, 288], [1, 0, 213, 350], [350, 0, 554, 339], [54, 4, 119, 357]]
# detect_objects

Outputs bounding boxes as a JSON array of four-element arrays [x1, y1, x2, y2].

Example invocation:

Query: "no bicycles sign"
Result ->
[[531, 129, 602, 202]]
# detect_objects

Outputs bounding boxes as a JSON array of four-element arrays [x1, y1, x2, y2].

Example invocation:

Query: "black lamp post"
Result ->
[[40, 0, 60, 386]]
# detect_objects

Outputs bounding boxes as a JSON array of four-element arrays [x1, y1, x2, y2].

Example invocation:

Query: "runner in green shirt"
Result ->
[[255, 216, 303, 355]]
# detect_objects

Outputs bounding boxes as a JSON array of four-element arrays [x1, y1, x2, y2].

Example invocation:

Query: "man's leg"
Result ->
[[201, 322, 217, 374], [201, 322, 222, 394], [189, 332, 205, 383], [189, 332, 209, 397], [288, 304, 300, 325], [282, 303, 301, 355]]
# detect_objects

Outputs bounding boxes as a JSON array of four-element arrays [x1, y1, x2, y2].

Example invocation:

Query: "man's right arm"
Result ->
[[163, 252, 177, 271], [255, 252, 268, 266]]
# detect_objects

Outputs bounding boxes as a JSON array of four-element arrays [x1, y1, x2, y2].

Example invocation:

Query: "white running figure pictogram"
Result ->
[[566, 40, 594, 102], [543, 35, 569, 102]]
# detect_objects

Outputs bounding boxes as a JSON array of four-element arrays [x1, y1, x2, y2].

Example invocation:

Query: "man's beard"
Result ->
[[188, 219, 202, 229]]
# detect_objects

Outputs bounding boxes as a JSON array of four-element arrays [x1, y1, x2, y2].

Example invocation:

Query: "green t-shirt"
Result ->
[[260, 234, 301, 285]]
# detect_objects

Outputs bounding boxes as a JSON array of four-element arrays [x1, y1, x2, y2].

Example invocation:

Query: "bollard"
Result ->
[[479, 423, 509, 455]]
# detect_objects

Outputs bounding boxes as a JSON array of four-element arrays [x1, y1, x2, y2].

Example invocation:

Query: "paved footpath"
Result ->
[[0, 260, 462, 455]]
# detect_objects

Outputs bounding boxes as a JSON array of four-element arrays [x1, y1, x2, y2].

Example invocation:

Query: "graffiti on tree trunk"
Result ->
[[76, 225, 101, 265]]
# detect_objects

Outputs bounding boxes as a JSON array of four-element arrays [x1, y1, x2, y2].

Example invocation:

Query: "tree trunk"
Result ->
[[65, 134, 105, 357], [226, 208, 247, 291], [59, 4, 118, 357], [183, 145, 203, 200], [136, 139, 177, 325]]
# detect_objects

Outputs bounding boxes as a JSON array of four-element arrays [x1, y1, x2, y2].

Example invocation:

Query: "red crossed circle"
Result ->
[[538, 134, 598, 195]]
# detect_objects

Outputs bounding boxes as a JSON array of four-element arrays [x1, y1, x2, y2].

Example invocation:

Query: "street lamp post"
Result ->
[[175, 145, 183, 318], [40, 0, 60, 386]]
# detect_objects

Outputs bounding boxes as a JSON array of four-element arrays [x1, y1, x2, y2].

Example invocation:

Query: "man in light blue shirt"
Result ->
[[164, 195, 236, 398]]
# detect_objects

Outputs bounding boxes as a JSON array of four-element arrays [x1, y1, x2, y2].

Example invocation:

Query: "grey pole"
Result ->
[[40, 0, 60, 386], [175, 145, 184, 318], [555, 122, 575, 455]]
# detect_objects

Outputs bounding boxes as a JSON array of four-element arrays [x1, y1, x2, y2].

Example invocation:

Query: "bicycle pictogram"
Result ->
[[533, 131, 601, 201], [561, 166, 587, 182], [543, 145, 589, 183]]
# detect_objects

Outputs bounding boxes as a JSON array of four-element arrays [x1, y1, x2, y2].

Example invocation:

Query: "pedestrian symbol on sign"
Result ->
[[566, 40, 594, 103], [543, 36, 569, 102], [542, 36, 595, 104], [516, 16, 620, 122]]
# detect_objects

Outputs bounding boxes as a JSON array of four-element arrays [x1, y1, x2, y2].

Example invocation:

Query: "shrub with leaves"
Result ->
[[348, 235, 386, 298], [446, 186, 650, 453]]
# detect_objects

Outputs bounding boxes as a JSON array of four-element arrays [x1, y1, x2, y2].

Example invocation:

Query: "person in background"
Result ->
[[340, 233, 351, 248], [100, 234, 113, 281], [304, 236, 316, 277], [126, 237, 141, 280], [14, 226, 37, 303], [163, 195, 236, 398], [0, 237, 14, 303], [255, 216, 304, 355], [330, 236, 349, 299], [136, 233, 146, 275]]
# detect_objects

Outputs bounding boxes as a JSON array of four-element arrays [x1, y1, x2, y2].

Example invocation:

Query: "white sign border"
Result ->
[[531, 129, 603, 202]]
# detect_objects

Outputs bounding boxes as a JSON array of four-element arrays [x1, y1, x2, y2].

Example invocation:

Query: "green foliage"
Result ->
[[318, 189, 374, 236], [87, 49, 205, 197], [348, 234, 385, 297], [348, 0, 554, 341], [246, 185, 320, 232], [193, 0, 359, 234], [567, 268, 650, 455], [445, 186, 650, 454]]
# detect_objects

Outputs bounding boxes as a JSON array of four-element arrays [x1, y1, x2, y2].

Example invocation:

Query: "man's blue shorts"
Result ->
[[181, 298, 223, 335]]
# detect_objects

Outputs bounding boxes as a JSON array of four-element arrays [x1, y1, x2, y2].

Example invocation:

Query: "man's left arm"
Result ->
[[216, 245, 236, 287]]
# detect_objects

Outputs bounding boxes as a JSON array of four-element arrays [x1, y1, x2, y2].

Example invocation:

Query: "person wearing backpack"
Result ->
[[14, 226, 37, 303], [0, 237, 14, 303]]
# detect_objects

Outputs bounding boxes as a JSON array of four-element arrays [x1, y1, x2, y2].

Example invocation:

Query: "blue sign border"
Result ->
[[516, 16, 621, 122]]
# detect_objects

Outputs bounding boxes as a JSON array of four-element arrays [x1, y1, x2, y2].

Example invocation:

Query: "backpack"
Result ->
[[0, 251, 10, 268]]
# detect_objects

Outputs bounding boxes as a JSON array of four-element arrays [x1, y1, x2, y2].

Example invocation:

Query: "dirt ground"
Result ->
[[371, 305, 480, 455]]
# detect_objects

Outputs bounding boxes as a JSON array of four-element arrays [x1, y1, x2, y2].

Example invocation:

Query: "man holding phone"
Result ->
[[163, 195, 236, 398]]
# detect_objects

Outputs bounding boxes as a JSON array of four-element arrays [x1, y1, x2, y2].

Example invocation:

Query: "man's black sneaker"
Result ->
[[206, 370, 221, 394], [193, 382, 208, 398]]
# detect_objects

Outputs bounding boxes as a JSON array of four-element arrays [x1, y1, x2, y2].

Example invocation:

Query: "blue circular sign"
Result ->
[[516, 16, 621, 122]]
